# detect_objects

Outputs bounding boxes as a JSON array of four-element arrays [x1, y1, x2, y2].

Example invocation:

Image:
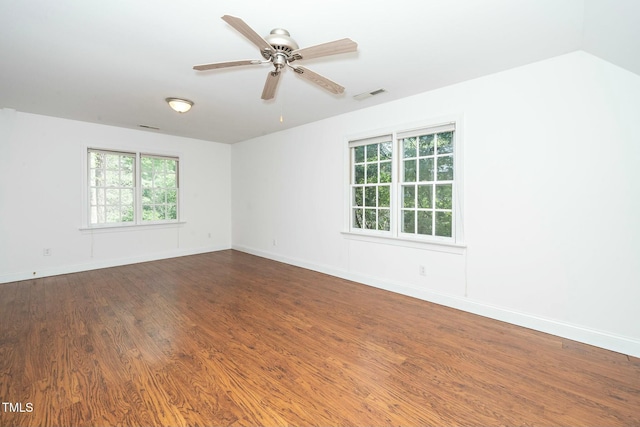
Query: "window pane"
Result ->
[[164, 173, 177, 188], [106, 206, 120, 222], [354, 146, 365, 163], [353, 187, 363, 207], [106, 170, 120, 187], [122, 189, 134, 205], [366, 163, 378, 184], [418, 185, 432, 209], [167, 204, 177, 220], [121, 170, 134, 187], [141, 168, 153, 187], [417, 211, 433, 235], [142, 204, 154, 221], [153, 189, 166, 204], [437, 155, 454, 181], [166, 189, 177, 204], [437, 132, 454, 154], [378, 209, 390, 231], [142, 188, 152, 204], [402, 137, 417, 158], [419, 134, 435, 156], [141, 156, 153, 172], [403, 160, 416, 182], [403, 185, 415, 208], [353, 209, 363, 229], [366, 144, 378, 162], [436, 184, 452, 209], [435, 211, 452, 237], [121, 205, 134, 222], [106, 155, 119, 170], [380, 141, 392, 160], [90, 206, 99, 224], [89, 188, 97, 205], [378, 185, 390, 207], [364, 209, 377, 229], [153, 158, 165, 172], [402, 210, 415, 233], [167, 159, 177, 173], [354, 165, 365, 184], [379, 161, 392, 183], [89, 152, 100, 168], [418, 158, 434, 182], [106, 189, 120, 205], [365, 186, 377, 207], [155, 205, 166, 220], [89, 169, 104, 186], [141, 156, 179, 223], [122, 156, 134, 173]]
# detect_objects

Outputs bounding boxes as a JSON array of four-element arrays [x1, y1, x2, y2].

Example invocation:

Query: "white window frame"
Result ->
[[343, 116, 465, 250], [139, 153, 180, 224], [87, 148, 137, 227], [82, 147, 182, 229]]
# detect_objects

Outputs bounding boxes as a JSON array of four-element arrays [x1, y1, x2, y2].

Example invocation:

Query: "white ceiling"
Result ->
[[1, 0, 638, 144]]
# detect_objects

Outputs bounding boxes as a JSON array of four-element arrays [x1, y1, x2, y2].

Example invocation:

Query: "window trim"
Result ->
[[343, 115, 465, 248], [81, 145, 183, 230]]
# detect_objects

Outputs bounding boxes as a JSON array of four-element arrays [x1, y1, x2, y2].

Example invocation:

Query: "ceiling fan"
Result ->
[[194, 15, 358, 100]]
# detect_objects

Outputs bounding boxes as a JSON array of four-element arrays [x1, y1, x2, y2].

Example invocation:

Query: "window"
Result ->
[[141, 155, 179, 222], [87, 149, 179, 227], [348, 122, 460, 243], [351, 135, 393, 232]]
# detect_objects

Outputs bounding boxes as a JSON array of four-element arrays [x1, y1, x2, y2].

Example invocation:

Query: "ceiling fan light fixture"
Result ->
[[166, 98, 194, 113]]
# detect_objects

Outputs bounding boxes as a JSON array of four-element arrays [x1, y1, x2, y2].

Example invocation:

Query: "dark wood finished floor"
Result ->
[[1, 250, 639, 426]]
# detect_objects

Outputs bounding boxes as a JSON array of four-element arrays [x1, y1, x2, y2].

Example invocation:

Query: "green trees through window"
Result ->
[[349, 123, 456, 241], [88, 150, 179, 226], [352, 141, 392, 231], [400, 131, 454, 237], [141, 156, 178, 222]]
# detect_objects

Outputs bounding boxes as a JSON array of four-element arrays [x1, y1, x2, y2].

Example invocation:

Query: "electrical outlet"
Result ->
[[272, 239, 277, 246], [419, 265, 426, 276], [43, 248, 52, 256]]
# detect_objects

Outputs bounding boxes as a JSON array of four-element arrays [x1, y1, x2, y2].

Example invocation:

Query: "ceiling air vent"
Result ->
[[353, 88, 386, 101]]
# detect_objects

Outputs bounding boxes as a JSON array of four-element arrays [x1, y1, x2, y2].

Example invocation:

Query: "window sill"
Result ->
[[80, 221, 186, 234], [341, 231, 466, 254]]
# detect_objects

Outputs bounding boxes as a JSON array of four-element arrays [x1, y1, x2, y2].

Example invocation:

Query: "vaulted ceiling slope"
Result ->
[[0, 0, 638, 144]]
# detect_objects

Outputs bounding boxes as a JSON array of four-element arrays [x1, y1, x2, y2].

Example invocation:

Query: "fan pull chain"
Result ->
[[279, 86, 285, 123]]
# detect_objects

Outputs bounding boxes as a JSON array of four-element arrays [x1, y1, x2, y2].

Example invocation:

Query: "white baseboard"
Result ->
[[0, 245, 231, 284], [233, 244, 640, 358]]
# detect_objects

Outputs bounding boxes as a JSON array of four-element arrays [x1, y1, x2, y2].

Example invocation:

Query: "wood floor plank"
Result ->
[[1, 250, 639, 426]]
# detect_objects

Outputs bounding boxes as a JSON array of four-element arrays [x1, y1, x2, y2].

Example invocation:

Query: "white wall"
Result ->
[[231, 51, 640, 357], [0, 112, 231, 282]]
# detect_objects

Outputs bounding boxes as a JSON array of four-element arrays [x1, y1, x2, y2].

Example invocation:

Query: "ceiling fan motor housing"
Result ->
[[262, 28, 299, 59]]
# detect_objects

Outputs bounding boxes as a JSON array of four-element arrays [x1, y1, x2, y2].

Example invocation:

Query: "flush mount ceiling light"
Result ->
[[166, 97, 193, 113]]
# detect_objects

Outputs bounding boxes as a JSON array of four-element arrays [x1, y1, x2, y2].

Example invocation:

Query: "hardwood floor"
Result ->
[[1, 250, 638, 426]]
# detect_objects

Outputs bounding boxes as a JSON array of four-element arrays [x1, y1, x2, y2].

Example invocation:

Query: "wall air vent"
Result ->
[[353, 88, 386, 101]]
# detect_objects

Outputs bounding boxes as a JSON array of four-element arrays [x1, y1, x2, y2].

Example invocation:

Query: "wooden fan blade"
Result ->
[[261, 71, 281, 100], [221, 15, 272, 54], [291, 38, 357, 61], [193, 60, 261, 71], [293, 66, 344, 95]]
